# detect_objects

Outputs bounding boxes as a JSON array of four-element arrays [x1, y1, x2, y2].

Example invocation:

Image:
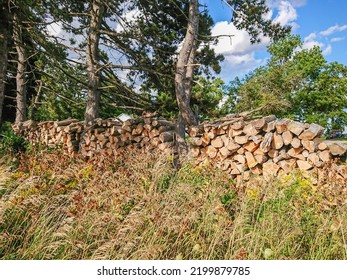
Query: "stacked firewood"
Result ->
[[188, 115, 347, 182], [12, 118, 83, 154], [79, 117, 175, 157], [13, 117, 176, 157]]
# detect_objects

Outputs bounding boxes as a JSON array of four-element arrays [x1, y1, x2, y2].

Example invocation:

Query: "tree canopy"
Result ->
[[233, 34, 347, 131]]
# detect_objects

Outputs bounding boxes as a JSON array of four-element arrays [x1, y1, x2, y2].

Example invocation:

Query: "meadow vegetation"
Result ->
[[0, 142, 346, 260]]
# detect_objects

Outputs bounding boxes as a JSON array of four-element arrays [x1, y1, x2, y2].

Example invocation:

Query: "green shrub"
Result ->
[[0, 122, 28, 156]]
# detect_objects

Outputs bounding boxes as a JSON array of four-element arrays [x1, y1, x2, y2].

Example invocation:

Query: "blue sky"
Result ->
[[203, 0, 347, 82]]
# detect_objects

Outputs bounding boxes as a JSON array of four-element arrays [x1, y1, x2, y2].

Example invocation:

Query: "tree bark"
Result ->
[[0, 1, 9, 126], [175, 0, 199, 127], [84, 0, 103, 123], [174, 0, 199, 159], [13, 11, 27, 124]]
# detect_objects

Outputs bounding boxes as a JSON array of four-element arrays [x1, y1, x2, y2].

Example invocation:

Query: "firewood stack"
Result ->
[[79, 117, 175, 157], [12, 118, 83, 154], [13, 117, 176, 157], [188, 115, 347, 182]]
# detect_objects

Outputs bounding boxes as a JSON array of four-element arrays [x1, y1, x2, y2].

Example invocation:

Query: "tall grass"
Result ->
[[0, 148, 346, 259]]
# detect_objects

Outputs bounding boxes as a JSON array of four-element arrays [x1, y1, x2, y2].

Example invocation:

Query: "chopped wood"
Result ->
[[189, 137, 203, 146], [250, 166, 263, 175], [327, 142, 347, 156], [291, 137, 301, 149], [307, 153, 320, 166], [244, 141, 259, 152], [263, 161, 280, 179], [287, 121, 305, 136], [272, 132, 284, 150], [221, 134, 230, 146], [237, 147, 245, 154], [219, 147, 232, 157], [234, 154, 246, 164], [245, 151, 257, 168], [278, 159, 296, 173], [268, 149, 279, 158], [260, 132, 273, 152], [299, 123, 324, 140], [282, 131, 293, 146], [263, 121, 275, 133], [297, 160, 313, 171], [251, 115, 276, 129], [206, 146, 218, 158], [318, 142, 328, 151], [302, 140, 316, 153], [275, 118, 291, 134], [243, 123, 259, 136], [211, 136, 224, 148], [255, 154, 267, 164], [226, 141, 241, 152], [230, 120, 244, 130], [234, 135, 249, 145]]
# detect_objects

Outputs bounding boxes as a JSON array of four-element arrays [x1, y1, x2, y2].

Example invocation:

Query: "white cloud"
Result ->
[[304, 32, 317, 42], [301, 32, 332, 56], [211, 21, 269, 79], [320, 24, 347, 36], [273, 1, 298, 27], [211, 21, 269, 56], [268, 0, 306, 8], [322, 44, 332, 55], [331, 37, 345, 42]]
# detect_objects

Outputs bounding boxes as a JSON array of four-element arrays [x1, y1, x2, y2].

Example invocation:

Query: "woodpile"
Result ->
[[12, 114, 347, 183], [188, 115, 347, 183], [12, 117, 176, 157], [12, 118, 83, 154]]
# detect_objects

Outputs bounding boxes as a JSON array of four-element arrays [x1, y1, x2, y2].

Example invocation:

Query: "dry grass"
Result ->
[[0, 148, 346, 260]]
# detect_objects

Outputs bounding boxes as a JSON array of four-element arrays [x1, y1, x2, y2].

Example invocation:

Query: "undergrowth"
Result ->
[[0, 148, 346, 260]]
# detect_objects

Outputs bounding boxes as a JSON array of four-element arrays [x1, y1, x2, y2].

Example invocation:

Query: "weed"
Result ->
[[0, 149, 346, 260]]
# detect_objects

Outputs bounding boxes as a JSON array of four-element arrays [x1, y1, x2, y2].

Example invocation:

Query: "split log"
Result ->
[[287, 121, 305, 136], [206, 146, 218, 158], [327, 142, 347, 156], [251, 115, 276, 129], [272, 132, 284, 150], [220, 146, 232, 157], [189, 137, 203, 146], [211, 136, 224, 148], [260, 132, 273, 152], [282, 131, 293, 146], [245, 151, 257, 168], [244, 141, 259, 153], [263, 161, 280, 179], [226, 141, 241, 152], [299, 123, 324, 140], [318, 142, 328, 151], [318, 150, 331, 162], [275, 118, 291, 134], [297, 160, 313, 171], [234, 135, 249, 145], [278, 159, 296, 173], [302, 140, 316, 153], [291, 138, 301, 149], [243, 123, 259, 136], [234, 154, 246, 164]]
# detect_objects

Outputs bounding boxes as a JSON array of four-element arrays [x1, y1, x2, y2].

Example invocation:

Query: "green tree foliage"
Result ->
[[233, 35, 347, 130]]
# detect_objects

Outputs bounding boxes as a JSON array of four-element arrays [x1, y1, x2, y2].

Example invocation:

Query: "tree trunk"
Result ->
[[84, 0, 103, 123], [30, 79, 43, 120], [13, 11, 27, 124], [0, 1, 9, 127], [174, 0, 199, 159]]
